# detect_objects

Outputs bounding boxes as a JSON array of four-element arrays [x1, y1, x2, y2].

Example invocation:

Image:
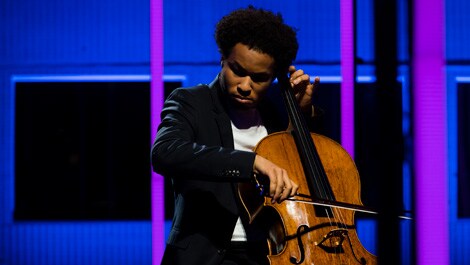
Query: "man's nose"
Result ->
[[237, 77, 252, 96]]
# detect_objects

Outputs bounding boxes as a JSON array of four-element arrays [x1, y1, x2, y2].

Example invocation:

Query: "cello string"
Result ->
[[280, 77, 330, 200], [290, 90, 350, 256], [281, 76, 350, 254], [282, 77, 335, 202], [280, 79, 343, 257], [272, 74, 377, 263]]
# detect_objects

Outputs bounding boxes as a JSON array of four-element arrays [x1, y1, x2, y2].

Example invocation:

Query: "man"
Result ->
[[152, 5, 319, 265]]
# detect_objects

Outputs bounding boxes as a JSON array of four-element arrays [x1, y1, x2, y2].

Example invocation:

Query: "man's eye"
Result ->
[[252, 75, 270, 83], [228, 62, 270, 82], [232, 67, 246, 77], [233, 69, 244, 76]]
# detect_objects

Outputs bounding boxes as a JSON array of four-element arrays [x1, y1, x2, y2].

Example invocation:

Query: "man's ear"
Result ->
[[220, 56, 225, 67]]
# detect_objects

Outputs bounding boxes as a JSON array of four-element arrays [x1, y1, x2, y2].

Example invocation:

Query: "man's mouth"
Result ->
[[233, 95, 253, 103]]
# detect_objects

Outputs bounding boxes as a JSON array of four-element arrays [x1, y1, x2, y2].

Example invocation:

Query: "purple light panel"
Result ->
[[340, 0, 355, 158], [413, 0, 449, 264], [150, 0, 164, 264]]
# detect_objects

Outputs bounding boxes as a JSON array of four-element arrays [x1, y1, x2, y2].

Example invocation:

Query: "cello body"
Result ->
[[239, 74, 378, 264], [239, 130, 378, 265]]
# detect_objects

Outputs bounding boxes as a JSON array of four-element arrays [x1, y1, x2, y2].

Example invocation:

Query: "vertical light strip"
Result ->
[[413, 0, 449, 264], [150, 0, 164, 264], [340, 0, 355, 158]]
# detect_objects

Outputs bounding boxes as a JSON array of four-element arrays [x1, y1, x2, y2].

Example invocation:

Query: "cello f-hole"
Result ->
[[289, 225, 308, 264]]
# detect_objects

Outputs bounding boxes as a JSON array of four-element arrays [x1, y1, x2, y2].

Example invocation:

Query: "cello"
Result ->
[[238, 74, 378, 264]]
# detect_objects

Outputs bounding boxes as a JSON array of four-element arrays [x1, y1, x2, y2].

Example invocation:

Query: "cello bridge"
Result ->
[[314, 228, 348, 251]]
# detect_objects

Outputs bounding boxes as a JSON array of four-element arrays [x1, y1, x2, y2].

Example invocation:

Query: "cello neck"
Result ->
[[277, 74, 335, 202]]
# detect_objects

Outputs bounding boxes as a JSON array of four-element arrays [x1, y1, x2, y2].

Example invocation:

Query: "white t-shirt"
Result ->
[[228, 108, 268, 241]]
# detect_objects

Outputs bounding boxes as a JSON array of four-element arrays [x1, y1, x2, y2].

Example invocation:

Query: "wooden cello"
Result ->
[[238, 74, 378, 264]]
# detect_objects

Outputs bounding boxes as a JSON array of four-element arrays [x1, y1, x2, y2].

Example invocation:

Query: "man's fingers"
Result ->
[[291, 183, 299, 197], [273, 173, 284, 203]]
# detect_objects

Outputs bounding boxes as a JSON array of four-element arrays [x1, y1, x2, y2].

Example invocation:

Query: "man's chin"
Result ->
[[229, 99, 256, 110]]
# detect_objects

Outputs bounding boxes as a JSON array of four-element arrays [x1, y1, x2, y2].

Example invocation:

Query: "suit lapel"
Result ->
[[208, 76, 234, 149]]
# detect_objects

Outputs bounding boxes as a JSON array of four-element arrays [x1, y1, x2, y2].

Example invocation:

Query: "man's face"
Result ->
[[219, 43, 275, 110]]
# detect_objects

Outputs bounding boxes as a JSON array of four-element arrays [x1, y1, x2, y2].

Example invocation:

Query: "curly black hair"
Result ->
[[215, 5, 299, 75]]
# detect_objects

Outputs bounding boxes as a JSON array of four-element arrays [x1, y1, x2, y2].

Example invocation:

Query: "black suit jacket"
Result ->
[[152, 75, 287, 265]]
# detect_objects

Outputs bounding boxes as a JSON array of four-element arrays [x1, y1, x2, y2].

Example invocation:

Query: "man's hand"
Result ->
[[288, 65, 320, 115], [253, 155, 299, 203]]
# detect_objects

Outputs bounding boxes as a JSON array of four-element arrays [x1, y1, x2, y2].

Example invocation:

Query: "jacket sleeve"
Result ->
[[151, 87, 256, 182]]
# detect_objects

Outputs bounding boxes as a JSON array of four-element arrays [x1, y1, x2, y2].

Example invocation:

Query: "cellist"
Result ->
[[152, 5, 319, 265]]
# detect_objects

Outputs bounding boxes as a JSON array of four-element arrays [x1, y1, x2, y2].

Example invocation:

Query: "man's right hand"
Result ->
[[253, 155, 299, 203]]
